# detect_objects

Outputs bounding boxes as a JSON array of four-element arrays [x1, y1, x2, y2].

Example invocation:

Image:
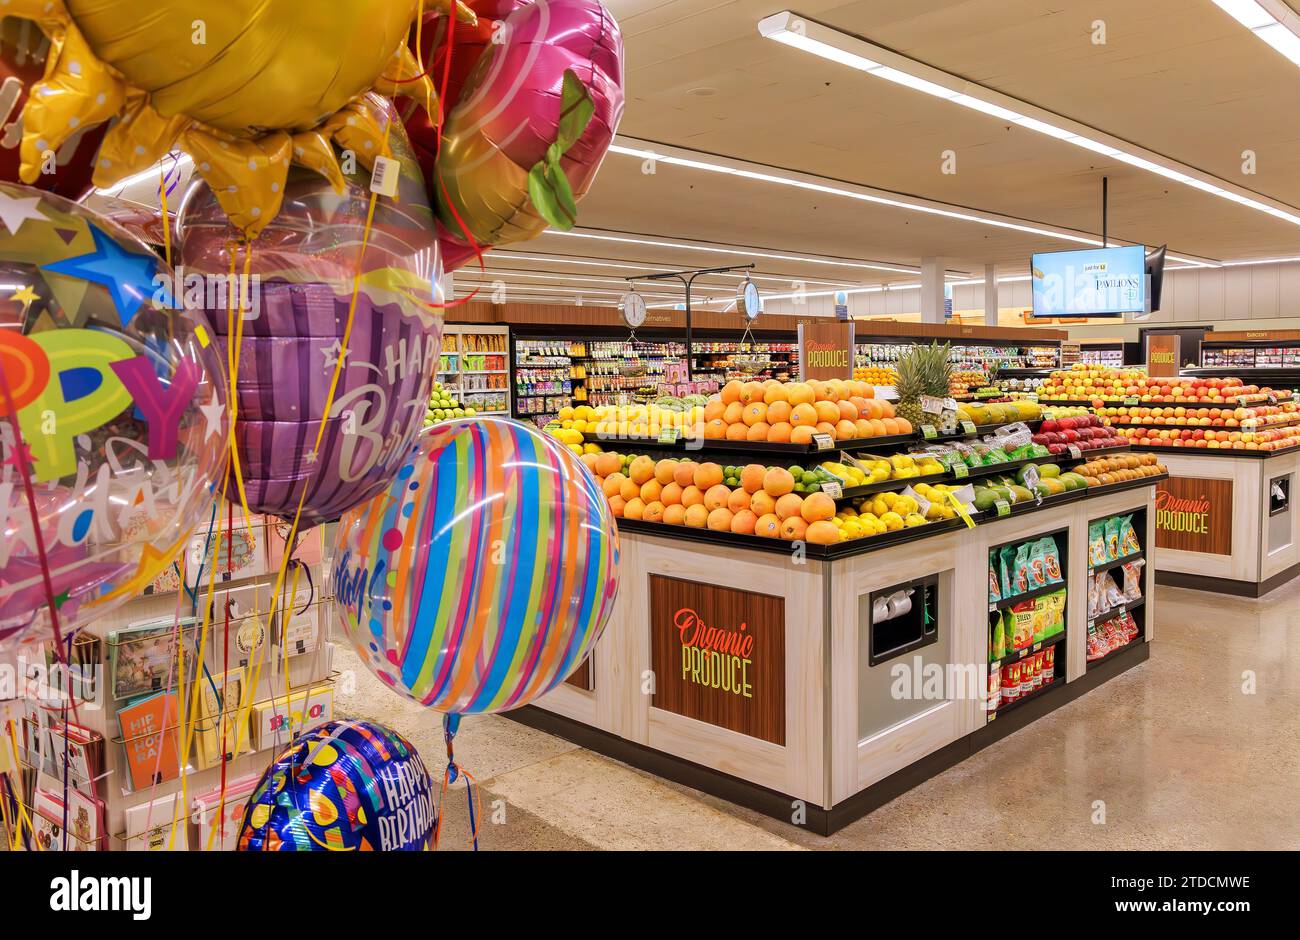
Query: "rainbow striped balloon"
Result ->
[[333, 418, 619, 714]]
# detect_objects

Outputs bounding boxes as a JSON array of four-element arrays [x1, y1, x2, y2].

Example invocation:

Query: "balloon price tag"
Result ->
[[369, 156, 399, 197]]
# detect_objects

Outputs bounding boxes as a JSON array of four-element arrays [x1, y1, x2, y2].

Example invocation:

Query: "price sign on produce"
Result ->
[[921, 425, 938, 440], [812, 433, 835, 451], [921, 395, 946, 415], [658, 427, 680, 444], [961, 420, 977, 434]]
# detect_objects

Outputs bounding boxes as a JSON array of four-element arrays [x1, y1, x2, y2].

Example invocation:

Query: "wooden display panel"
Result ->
[[648, 575, 786, 746], [1154, 476, 1234, 556], [1146, 334, 1181, 377], [799, 320, 854, 380]]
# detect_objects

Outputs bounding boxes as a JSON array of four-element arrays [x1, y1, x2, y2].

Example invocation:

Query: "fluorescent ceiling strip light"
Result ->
[[757, 11, 1300, 230], [1213, 1, 1300, 66], [611, 140, 1217, 269], [484, 256, 858, 289], [543, 228, 933, 275]]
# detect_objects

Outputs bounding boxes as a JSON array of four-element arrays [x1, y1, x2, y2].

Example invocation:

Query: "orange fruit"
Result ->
[[662, 504, 687, 525], [779, 516, 808, 541], [790, 403, 818, 427], [742, 401, 768, 426], [868, 418, 887, 437], [894, 417, 912, 434], [766, 400, 792, 424], [683, 504, 709, 528], [877, 400, 896, 419], [763, 384, 789, 405], [727, 488, 752, 513], [730, 509, 758, 535], [775, 493, 805, 520], [673, 461, 697, 488], [704, 418, 727, 439], [628, 455, 655, 485], [660, 482, 683, 505], [694, 462, 724, 489], [703, 400, 726, 423], [607, 494, 626, 517], [860, 383, 875, 399], [814, 401, 840, 424], [624, 497, 646, 520], [719, 380, 743, 404], [881, 417, 900, 435], [602, 472, 626, 497], [786, 382, 815, 406], [594, 453, 622, 477], [750, 490, 776, 516], [740, 464, 767, 493], [754, 512, 781, 537], [807, 380, 827, 401], [725, 422, 749, 441], [763, 467, 795, 497], [704, 484, 732, 511], [858, 398, 881, 420], [739, 382, 765, 405], [789, 425, 815, 445], [815, 421, 837, 437], [707, 507, 734, 532], [746, 422, 771, 441], [805, 520, 839, 545], [834, 419, 858, 440], [640, 479, 663, 503], [620, 477, 641, 501], [723, 401, 744, 425], [643, 501, 665, 523], [580, 452, 600, 473], [855, 418, 874, 438], [801, 492, 836, 522], [837, 400, 859, 421], [767, 422, 793, 443], [681, 485, 704, 508], [654, 459, 677, 485]]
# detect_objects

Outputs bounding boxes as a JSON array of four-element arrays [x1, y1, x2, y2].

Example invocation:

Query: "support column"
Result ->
[[920, 257, 945, 324], [984, 263, 999, 326]]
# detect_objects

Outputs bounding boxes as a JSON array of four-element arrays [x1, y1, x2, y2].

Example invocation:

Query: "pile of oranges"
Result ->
[[585, 452, 843, 544], [702, 377, 907, 443]]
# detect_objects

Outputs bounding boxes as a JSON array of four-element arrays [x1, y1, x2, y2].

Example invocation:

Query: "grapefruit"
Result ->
[[763, 467, 795, 496]]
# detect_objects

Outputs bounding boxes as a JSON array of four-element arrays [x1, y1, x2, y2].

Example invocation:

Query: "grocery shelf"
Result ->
[[1040, 396, 1292, 409], [1089, 550, 1144, 575], [989, 630, 1066, 671], [988, 675, 1065, 722], [1127, 444, 1299, 459], [839, 471, 949, 499], [1089, 595, 1145, 626], [1086, 636, 1144, 670], [991, 582, 1067, 611], [1105, 414, 1300, 431], [581, 431, 917, 456]]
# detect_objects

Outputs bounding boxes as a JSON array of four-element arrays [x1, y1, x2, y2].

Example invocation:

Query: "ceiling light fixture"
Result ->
[[757, 11, 1300, 231], [485, 252, 862, 288], [1212, 1, 1300, 66]]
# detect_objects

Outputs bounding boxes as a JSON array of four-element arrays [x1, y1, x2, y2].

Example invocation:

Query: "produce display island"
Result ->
[[513, 366, 1161, 834]]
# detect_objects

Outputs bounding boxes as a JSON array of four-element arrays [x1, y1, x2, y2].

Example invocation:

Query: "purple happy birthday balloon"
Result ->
[[177, 103, 444, 527]]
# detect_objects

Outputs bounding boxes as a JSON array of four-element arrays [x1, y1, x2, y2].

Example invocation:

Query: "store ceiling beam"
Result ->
[[1211, 0, 1300, 66]]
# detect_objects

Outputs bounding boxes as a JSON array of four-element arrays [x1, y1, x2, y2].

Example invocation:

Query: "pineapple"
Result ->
[[896, 342, 956, 431]]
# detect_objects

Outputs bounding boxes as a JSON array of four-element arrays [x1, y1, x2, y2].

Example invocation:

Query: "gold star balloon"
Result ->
[[7, 0, 473, 234]]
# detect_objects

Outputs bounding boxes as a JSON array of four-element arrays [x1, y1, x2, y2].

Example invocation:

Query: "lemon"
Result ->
[[904, 513, 927, 527], [881, 511, 904, 531]]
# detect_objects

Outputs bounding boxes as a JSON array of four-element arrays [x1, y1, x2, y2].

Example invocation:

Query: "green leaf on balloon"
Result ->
[[527, 69, 595, 230]]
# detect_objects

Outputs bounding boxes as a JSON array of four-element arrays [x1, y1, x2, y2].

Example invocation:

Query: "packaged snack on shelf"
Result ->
[[1101, 571, 1125, 610], [1088, 573, 1101, 619], [1119, 514, 1141, 557], [1043, 589, 1066, 637], [1042, 645, 1056, 683], [1028, 652, 1042, 692], [1104, 516, 1121, 561], [1038, 536, 1063, 584], [1086, 622, 1106, 661], [1031, 595, 1049, 644], [1027, 540, 1050, 590], [986, 666, 1001, 712], [1000, 545, 1017, 598], [1013, 543, 1030, 595], [1001, 661, 1021, 704], [988, 555, 1002, 604], [990, 613, 1007, 661], [1009, 600, 1036, 650], [1088, 520, 1107, 567], [1121, 559, 1145, 602]]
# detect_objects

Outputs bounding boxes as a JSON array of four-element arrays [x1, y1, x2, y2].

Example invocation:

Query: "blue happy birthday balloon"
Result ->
[[237, 720, 436, 851]]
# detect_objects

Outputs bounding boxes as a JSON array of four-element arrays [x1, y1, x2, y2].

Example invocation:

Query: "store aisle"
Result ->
[[335, 579, 1300, 851]]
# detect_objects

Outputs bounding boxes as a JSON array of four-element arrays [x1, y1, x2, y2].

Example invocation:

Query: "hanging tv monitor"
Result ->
[[1030, 245, 1146, 318]]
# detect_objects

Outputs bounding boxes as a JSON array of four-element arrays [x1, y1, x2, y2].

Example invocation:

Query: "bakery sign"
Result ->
[[1154, 476, 1233, 556], [649, 575, 785, 745]]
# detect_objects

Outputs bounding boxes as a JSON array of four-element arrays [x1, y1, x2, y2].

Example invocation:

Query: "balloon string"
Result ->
[[432, 716, 480, 850], [379, 0, 431, 84], [0, 360, 73, 703]]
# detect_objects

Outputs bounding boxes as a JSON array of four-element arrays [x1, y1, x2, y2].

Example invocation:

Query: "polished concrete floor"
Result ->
[[335, 578, 1300, 850]]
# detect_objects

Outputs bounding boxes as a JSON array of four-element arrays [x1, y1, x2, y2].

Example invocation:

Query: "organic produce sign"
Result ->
[[1154, 476, 1233, 556], [798, 320, 854, 381], [649, 575, 785, 745]]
